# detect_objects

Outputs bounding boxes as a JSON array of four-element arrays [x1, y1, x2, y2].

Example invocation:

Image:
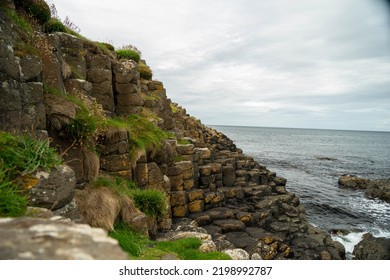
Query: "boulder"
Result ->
[[28, 165, 76, 210], [222, 249, 250, 260], [353, 233, 390, 260], [0, 217, 127, 259]]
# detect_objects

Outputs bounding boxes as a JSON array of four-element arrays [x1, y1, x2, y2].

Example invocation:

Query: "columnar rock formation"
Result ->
[[0, 2, 345, 259]]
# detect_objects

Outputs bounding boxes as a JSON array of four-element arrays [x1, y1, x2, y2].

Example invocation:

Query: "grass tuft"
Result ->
[[116, 49, 140, 62], [109, 223, 231, 260], [130, 188, 167, 220], [0, 131, 62, 217]]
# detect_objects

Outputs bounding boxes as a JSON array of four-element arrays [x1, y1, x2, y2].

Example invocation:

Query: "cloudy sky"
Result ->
[[51, 0, 390, 131]]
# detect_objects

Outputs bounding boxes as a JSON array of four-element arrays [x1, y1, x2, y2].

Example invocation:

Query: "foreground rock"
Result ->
[[353, 233, 390, 260], [338, 175, 390, 203], [0, 217, 127, 259]]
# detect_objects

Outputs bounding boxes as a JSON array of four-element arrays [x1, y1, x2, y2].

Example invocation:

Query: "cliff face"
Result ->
[[0, 2, 345, 260]]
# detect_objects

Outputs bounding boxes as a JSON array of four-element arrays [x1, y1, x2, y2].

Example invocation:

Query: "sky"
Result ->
[[51, 0, 390, 131]]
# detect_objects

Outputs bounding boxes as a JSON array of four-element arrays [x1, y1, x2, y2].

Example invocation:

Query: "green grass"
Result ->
[[14, 0, 51, 24], [0, 131, 62, 217], [139, 61, 153, 80], [130, 188, 167, 220], [0, 166, 28, 217], [91, 176, 167, 220], [109, 223, 231, 260], [116, 49, 140, 62], [106, 115, 169, 155], [45, 18, 66, 33], [4, 9, 33, 34]]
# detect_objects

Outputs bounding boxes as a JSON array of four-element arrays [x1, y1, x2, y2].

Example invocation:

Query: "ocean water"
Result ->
[[212, 125, 390, 256]]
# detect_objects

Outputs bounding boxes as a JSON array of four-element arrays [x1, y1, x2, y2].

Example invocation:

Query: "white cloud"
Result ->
[[51, 0, 390, 131]]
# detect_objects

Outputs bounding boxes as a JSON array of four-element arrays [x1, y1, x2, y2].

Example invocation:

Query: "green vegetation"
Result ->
[[109, 223, 231, 260], [45, 18, 66, 33], [177, 138, 192, 145], [14, 0, 51, 24], [3, 8, 33, 34], [106, 115, 169, 155], [0, 131, 62, 217], [131, 188, 167, 220], [91, 176, 167, 220], [139, 61, 153, 80], [116, 49, 141, 62]]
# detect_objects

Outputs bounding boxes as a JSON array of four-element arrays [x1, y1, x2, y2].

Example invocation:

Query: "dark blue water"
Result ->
[[212, 125, 390, 254]]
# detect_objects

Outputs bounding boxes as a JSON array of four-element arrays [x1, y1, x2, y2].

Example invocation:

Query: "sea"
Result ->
[[212, 125, 390, 258]]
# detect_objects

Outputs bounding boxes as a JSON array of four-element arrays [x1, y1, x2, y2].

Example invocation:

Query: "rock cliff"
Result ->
[[0, 1, 345, 259]]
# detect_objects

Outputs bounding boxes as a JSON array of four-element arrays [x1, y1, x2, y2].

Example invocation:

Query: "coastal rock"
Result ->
[[353, 233, 390, 260], [28, 165, 76, 210], [0, 217, 127, 260], [338, 175, 390, 203], [222, 249, 250, 260]]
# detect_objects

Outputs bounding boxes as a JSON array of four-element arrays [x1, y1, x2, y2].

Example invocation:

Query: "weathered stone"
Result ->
[[204, 191, 225, 205], [0, 217, 127, 260], [113, 60, 137, 84], [236, 212, 253, 225], [115, 83, 138, 95], [64, 79, 92, 95], [172, 205, 188, 217], [222, 165, 236, 187], [147, 162, 164, 190], [220, 187, 244, 199], [87, 54, 111, 70], [187, 189, 205, 202], [194, 148, 211, 160], [117, 93, 143, 106], [28, 165, 76, 210], [213, 219, 246, 233], [225, 231, 256, 251], [222, 249, 250, 260], [169, 175, 184, 191], [199, 165, 212, 176], [183, 179, 194, 190], [170, 191, 187, 207], [353, 233, 390, 260], [188, 200, 204, 213], [176, 144, 194, 155], [100, 154, 130, 172], [20, 55, 42, 82], [274, 176, 287, 186]]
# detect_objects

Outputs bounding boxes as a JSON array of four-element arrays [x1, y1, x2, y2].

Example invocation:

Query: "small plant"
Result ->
[[4, 9, 33, 34], [139, 61, 153, 80], [130, 189, 167, 220], [0, 165, 28, 217], [45, 18, 66, 33], [109, 223, 231, 260], [116, 49, 141, 62], [177, 138, 192, 145], [0, 131, 62, 217], [106, 115, 169, 156]]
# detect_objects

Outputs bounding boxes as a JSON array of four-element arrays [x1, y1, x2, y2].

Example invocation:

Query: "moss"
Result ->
[[4, 9, 33, 34], [139, 61, 153, 80]]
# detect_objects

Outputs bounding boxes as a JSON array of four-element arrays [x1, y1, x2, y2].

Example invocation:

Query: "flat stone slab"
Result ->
[[0, 217, 127, 260], [213, 219, 246, 233]]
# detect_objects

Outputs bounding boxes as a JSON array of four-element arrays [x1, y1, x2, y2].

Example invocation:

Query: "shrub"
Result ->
[[0, 131, 62, 217], [14, 0, 51, 24], [139, 61, 153, 80], [45, 18, 66, 33], [116, 49, 141, 62], [130, 188, 167, 220]]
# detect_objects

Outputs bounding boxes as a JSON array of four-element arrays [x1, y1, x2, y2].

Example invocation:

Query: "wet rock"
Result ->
[[0, 217, 127, 259], [353, 233, 390, 260]]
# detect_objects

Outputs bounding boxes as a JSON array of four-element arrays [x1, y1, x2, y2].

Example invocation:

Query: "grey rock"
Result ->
[[28, 165, 76, 210], [353, 233, 390, 260], [0, 217, 127, 260]]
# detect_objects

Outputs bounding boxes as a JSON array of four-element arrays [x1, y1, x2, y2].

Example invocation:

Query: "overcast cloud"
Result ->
[[51, 0, 390, 131]]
